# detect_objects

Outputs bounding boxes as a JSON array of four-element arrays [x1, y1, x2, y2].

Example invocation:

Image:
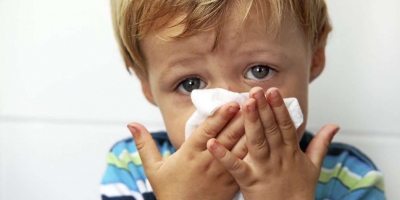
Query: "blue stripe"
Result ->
[[110, 138, 136, 156], [322, 148, 381, 177], [323, 153, 373, 176], [316, 179, 349, 200], [101, 164, 143, 192], [110, 132, 175, 156], [316, 176, 385, 200], [342, 187, 386, 200], [102, 131, 385, 199]]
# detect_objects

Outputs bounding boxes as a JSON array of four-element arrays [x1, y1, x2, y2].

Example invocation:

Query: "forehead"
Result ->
[[140, 10, 309, 70]]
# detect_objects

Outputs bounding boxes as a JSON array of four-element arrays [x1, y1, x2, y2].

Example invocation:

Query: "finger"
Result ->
[[207, 138, 249, 181], [186, 102, 240, 152], [230, 134, 248, 160], [243, 98, 269, 160], [267, 88, 297, 147], [305, 124, 340, 168], [127, 122, 163, 168], [216, 110, 245, 150], [249, 87, 281, 150]]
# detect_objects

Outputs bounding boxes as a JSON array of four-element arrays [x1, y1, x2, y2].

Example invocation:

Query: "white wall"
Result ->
[[0, 0, 399, 200], [308, 2, 400, 197]]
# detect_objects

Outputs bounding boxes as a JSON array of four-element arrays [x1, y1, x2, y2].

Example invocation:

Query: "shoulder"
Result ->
[[101, 131, 175, 200], [317, 141, 386, 199]]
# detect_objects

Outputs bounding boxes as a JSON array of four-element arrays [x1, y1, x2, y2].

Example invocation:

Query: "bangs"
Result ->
[[111, 0, 332, 77]]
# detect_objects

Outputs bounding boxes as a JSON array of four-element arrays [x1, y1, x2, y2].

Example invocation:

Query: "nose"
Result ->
[[219, 83, 232, 91], [212, 80, 249, 93]]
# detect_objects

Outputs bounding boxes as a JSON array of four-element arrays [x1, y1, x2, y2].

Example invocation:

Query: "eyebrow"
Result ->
[[158, 45, 290, 83], [166, 55, 202, 70], [158, 55, 201, 83], [239, 46, 294, 69], [237, 46, 289, 61]]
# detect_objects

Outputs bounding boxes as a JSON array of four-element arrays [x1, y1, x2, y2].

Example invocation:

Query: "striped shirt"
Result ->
[[101, 131, 385, 200]]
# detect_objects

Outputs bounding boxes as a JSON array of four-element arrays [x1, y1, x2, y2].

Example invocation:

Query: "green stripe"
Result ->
[[319, 165, 385, 192], [319, 166, 359, 186], [106, 151, 142, 170], [349, 172, 385, 192], [107, 152, 129, 170], [107, 150, 172, 170]]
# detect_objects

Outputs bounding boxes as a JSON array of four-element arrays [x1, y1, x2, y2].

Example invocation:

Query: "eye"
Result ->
[[177, 77, 206, 94], [245, 65, 275, 80]]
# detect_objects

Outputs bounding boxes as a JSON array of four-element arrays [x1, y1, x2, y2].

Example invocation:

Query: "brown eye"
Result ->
[[177, 77, 206, 93], [245, 65, 275, 80]]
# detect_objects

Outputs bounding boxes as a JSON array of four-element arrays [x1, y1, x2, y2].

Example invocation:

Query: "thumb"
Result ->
[[127, 122, 163, 168], [305, 124, 340, 168]]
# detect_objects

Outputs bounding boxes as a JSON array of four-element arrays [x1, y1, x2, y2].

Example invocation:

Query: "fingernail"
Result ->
[[229, 106, 240, 113], [269, 90, 280, 100], [247, 103, 256, 112], [127, 124, 139, 135], [210, 140, 220, 151], [254, 91, 265, 100], [333, 125, 341, 134]]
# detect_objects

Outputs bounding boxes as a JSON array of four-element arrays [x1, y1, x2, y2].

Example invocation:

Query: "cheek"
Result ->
[[274, 70, 309, 140], [159, 100, 196, 149]]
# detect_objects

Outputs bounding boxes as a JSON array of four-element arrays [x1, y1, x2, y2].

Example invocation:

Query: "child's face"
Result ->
[[138, 12, 325, 149]]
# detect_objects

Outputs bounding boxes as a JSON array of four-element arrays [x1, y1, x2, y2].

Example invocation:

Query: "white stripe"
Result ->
[[100, 183, 144, 200], [130, 152, 139, 158], [364, 170, 384, 178], [119, 149, 129, 159], [321, 163, 342, 173], [137, 180, 147, 193], [146, 179, 153, 192], [342, 166, 362, 180], [321, 163, 365, 180]]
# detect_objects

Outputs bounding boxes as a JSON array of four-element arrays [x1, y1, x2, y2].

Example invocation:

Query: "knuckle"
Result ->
[[236, 145, 248, 159], [241, 145, 248, 155], [226, 130, 241, 142], [248, 112, 259, 123], [321, 140, 330, 151], [185, 151, 196, 161], [218, 107, 234, 121], [252, 137, 268, 151], [229, 159, 242, 172], [264, 123, 280, 135], [134, 141, 146, 151], [278, 118, 294, 131], [273, 154, 284, 166], [202, 125, 219, 138], [257, 100, 269, 110]]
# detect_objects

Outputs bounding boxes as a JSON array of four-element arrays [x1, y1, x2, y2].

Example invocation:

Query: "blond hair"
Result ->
[[111, 0, 332, 77]]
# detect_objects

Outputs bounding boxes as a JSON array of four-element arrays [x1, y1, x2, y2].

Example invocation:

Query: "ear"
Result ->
[[309, 47, 326, 83], [134, 70, 157, 106]]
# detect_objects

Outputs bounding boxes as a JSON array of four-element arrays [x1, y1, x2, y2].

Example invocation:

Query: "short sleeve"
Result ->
[[100, 132, 175, 200], [315, 143, 386, 200]]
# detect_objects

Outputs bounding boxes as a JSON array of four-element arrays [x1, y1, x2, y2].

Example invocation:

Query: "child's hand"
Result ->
[[207, 87, 340, 200], [128, 102, 247, 200]]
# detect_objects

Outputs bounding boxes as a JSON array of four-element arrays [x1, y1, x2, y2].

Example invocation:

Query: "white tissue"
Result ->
[[185, 88, 303, 139], [184, 88, 304, 200]]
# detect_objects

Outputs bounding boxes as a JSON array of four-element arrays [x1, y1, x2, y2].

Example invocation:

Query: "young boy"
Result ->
[[101, 0, 385, 199]]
